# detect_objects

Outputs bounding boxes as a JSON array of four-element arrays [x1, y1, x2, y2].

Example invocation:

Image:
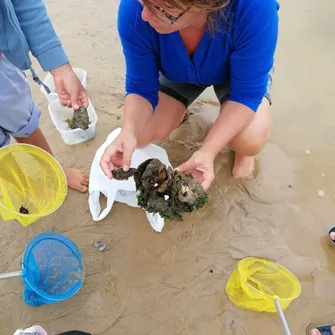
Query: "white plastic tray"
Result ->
[[48, 99, 97, 145]]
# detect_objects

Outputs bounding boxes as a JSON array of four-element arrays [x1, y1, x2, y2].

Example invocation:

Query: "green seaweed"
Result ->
[[112, 158, 208, 221]]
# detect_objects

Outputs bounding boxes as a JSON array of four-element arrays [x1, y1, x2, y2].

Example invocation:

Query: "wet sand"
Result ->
[[1, 0, 335, 334]]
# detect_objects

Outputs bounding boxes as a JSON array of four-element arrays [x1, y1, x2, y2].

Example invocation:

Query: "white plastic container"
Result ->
[[48, 99, 97, 145], [41, 68, 87, 103]]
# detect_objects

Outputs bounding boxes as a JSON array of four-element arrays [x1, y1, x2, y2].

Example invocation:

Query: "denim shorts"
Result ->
[[159, 69, 273, 108], [0, 54, 41, 147]]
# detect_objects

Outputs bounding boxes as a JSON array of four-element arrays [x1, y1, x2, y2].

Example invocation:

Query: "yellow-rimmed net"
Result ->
[[0, 144, 67, 227], [226, 257, 301, 313]]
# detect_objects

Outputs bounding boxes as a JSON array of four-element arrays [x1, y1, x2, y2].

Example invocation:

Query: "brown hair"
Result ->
[[142, 0, 231, 33]]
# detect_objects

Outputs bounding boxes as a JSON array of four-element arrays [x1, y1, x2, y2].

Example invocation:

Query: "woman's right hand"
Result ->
[[100, 129, 137, 179]]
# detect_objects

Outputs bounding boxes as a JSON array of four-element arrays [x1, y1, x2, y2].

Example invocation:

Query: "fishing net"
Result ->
[[21, 232, 85, 307], [0, 144, 67, 226], [226, 257, 301, 313]]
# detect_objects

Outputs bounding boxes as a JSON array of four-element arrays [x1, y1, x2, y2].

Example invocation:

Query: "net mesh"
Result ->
[[226, 257, 301, 313], [0, 144, 67, 226], [22, 232, 84, 307]]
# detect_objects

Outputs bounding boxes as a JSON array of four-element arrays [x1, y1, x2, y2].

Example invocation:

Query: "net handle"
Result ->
[[274, 297, 292, 335], [0, 270, 22, 280]]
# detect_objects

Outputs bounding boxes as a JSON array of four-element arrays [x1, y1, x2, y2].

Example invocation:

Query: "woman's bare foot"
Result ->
[[310, 326, 335, 335], [232, 153, 255, 179], [64, 167, 88, 193]]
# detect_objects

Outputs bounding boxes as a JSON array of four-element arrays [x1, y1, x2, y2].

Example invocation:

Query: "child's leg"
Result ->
[[0, 54, 88, 192], [15, 128, 88, 193]]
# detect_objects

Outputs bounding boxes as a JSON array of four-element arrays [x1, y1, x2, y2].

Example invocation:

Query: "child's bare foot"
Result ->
[[232, 154, 255, 179], [64, 167, 88, 193]]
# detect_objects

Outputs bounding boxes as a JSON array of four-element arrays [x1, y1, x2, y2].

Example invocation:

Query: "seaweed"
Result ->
[[66, 106, 89, 130], [112, 158, 208, 221]]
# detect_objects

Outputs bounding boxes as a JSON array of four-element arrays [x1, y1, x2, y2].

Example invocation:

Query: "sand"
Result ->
[[1, 0, 335, 334]]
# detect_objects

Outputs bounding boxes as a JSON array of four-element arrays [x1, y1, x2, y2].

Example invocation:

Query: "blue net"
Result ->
[[21, 232, 85, 307]]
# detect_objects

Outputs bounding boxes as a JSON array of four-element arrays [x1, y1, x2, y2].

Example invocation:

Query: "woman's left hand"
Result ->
[[51, 63, 88, 110], [176, 149, 215, 191]]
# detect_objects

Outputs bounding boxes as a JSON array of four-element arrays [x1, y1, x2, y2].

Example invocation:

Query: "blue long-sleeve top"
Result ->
[[0, 0, 68, 73], [118, 0, 279, 112]]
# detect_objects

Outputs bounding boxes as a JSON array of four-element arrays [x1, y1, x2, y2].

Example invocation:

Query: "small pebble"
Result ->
[[210, 269, 213, 273], [95, 240, 102, 248], [154, 183, 158, 187], [164, 194, 170, 201], [321, 173, 325, 177], [318, 190, 325, 197], [305, 149, 311, 155], [98, 243, 106, 252]]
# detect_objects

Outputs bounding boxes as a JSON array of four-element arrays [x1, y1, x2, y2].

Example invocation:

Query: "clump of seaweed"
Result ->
[[112, 158, 208, 221], [66, 106, 89, 130]]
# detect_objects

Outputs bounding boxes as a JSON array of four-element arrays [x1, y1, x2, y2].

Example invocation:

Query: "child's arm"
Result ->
[[11, 0, 88, 108], [11, 0, 69, 72]]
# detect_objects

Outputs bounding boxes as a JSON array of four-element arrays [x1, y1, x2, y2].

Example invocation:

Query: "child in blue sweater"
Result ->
[[0, 0, 89, 192]]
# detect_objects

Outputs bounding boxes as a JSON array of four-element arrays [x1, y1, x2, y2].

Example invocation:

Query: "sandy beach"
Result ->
[[1, 0, 335, 333]]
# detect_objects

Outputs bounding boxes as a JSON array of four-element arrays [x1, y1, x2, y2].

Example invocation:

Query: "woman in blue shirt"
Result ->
[[100, 0, 279, 191]]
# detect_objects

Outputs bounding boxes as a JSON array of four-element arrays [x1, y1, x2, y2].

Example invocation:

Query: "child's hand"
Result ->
[[51, 63, 88, 110]]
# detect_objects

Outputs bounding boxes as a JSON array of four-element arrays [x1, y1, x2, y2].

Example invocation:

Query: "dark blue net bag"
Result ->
[[0, 232, 85, 307]]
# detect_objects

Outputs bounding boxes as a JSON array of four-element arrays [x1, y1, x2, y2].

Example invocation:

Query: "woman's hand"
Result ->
[[100, 130, 137, 179], [176, 149, 215, 191], [51, 63, 88, 109]]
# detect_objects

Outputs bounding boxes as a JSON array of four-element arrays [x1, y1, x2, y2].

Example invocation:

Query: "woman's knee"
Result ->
[[138, 92, 186, 145], [137, 118, 182, 145], [228, 98, 270, 156], [150, 128, 174, 143], [229, 129, 269, 156]]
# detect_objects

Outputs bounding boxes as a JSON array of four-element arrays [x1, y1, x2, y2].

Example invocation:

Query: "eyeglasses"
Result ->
[[138, 0, 190, 24]]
